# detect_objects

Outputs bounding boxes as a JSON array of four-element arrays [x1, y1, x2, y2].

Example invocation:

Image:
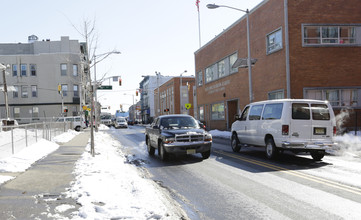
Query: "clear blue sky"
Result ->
[[3, 0, 262, 113]]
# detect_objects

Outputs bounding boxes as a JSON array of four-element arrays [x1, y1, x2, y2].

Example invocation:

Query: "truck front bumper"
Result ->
[[163, 141, 212, 155]]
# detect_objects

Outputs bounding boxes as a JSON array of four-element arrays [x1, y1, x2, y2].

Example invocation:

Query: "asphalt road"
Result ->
[[108, 126, 361, 220]]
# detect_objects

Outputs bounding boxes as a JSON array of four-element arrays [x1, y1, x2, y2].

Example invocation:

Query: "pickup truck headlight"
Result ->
[[204, 134, 212, 142], [164, 137, 175, 144]]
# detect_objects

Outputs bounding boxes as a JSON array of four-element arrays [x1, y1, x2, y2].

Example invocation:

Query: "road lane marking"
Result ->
[[215, 150, 361, 196]]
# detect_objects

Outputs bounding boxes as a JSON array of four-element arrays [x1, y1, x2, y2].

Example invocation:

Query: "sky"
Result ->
[[2, 0, 264, 113]]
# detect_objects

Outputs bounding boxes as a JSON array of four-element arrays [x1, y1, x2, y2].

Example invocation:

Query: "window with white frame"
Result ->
[[73, 85, 79, 97], [303, 25, 360, 46], [211, 102, 225, 120], [268, 90, 284, 100], [61, 64, 67, 76], [305, 88, 360, 107], [31, 85, 37, 97], [30, 64, 36, 76], [197, 70, 203, 86], [14, 107, 20, 118], [32, 107, 39, 118], [21, 86, 28, 98], [267, 28, 283, 54], [13, 86, 19, 98], [21, 64, 27, 76], [73, 64, 78, 77], [61, 84, 68, 96], [12, 64, 17, 76]]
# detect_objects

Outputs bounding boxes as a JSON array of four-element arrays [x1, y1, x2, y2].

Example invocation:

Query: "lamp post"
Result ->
[[0, 64, 9, 118], [92, 50, 121, 131], [179, 70, 187, 114], [155, 71, 161, 117], [207, 4, 253, 102]]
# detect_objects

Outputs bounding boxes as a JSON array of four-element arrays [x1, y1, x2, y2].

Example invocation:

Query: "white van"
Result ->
[[56, 116, 86, 131], [231, 99, 336, 160]]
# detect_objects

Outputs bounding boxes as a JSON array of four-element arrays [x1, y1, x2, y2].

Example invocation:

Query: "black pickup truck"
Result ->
[[145, 114, 212, 160]]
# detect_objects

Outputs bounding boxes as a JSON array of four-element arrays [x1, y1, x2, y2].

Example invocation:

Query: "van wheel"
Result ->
[[75, 126, 81, 132], [159, 142, 168, 161], [311, 151, 325, 161], [231, 133, 241, 152], [147, 138, 155, 156], [265, 138, 278, 159]]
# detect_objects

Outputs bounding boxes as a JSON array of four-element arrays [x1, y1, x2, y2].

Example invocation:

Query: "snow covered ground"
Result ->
[[0, 126, 360, 219]]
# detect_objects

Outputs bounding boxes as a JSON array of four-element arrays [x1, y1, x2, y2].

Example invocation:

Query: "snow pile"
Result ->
[[209, 129, 231, 139], [53, 129, 81, 144], [66, 131, 185, 220]]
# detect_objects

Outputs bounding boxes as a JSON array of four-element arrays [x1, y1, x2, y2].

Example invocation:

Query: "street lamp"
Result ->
[[155, 71, 161, 117], [206, 4, 254, 102], [92, 50, 121, 131]]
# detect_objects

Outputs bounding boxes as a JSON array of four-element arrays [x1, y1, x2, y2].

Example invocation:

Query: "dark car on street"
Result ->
[[145, 114, 212, 160]]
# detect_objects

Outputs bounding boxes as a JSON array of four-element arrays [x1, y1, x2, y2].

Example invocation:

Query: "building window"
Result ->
[[21, 86, 28, 98], [21, 64, 27, 76], [14, 107, 20, 118], [73, 85, 79, 97], [211, 102, 225, 120], [197, 71, 203, 86], [218, 59, 226, 78], [303, 25, 360, 46], [205, 65, 215, 83], [229, 53, 238, 74], [61, 84, 68, 96], [267, 28, 283, 54], [30, 64, 36, 76], [268, 90, 284, 100], [305, 88, 360, 107], [32, 107, 39, 118], [12, 64, 17, 76], [31, 85, 37, 97], [73, 64, 78, 77], [61, 64, 67, 76], [13, 86, 19, 98], [198, 106, 204, 121]]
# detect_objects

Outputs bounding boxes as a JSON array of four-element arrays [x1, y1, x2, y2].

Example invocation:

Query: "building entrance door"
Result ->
[[227, 100, 238, 130]]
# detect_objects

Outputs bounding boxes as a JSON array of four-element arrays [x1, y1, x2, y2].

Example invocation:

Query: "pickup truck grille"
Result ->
[[175, 134, 204, 142]]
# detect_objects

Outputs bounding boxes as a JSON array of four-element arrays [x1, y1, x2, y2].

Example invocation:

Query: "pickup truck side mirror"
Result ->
[[234, 115, 240, 120]]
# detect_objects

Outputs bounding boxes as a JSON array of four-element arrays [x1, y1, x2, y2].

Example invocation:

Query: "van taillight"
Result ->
[[333, 126, 337, 135], [282, 125, 289, 135]]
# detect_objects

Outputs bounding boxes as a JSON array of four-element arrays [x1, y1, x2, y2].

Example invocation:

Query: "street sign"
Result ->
[[185, 103, 191, 110], [98, 85, 113, 90]]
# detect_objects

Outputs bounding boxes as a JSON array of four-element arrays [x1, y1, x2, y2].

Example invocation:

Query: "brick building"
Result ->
[[195, 0, 361, 131], [154, 77, 195, 118]]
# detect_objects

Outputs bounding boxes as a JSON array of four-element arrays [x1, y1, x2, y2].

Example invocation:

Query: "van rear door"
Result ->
[[310, 103, 333, 140], [290, 103, 312, 142]]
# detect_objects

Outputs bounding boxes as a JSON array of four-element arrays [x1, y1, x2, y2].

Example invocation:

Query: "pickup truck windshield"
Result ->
[[160, 117, 198, 129]]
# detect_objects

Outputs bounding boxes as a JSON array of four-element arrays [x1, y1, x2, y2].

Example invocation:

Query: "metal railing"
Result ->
[[0, 122, 72, 159]]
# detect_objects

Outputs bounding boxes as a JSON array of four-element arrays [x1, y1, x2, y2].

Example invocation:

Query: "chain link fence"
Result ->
[[0, 122, 72, 159]]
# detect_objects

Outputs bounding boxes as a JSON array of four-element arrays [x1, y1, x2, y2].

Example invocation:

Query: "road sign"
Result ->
[[185, 103, 191, 110], [98, 85, 113, 90]]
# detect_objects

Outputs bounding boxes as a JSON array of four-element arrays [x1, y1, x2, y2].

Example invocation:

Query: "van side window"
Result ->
[[240, 106, 250, 121], [311, 104, 330, 120], [249, 105, 264, 120], [292, 103, 310, 120], [262, 103, 283, 120]]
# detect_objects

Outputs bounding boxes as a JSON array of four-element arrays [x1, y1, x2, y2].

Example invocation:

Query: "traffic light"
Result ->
[[164, 108, 169, 112], [64, 109, 68, 113], [136, 90, 138, 96], [119, 78, 122, 86]]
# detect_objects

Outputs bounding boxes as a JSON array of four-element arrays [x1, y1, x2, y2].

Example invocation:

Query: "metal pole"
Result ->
[[180, 74, 182, 114], [11, 127, 14, 154], [246, 10, 253, 103], [94, 55, 99, 132], [1, 67, 10, 118]]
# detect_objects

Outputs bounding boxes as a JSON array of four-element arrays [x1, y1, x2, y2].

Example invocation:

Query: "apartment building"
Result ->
[[195, 0, 361, 131], [154, 76, 195, 118], [0, 36, 86, 123]]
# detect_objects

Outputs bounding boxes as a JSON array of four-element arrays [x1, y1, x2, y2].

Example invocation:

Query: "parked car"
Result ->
[[145, 114, 212, 160], [114, 117, 128, 129], [100, 113, 113, 127], [56, 116, 86, 131], [231, 99, 336, 161]]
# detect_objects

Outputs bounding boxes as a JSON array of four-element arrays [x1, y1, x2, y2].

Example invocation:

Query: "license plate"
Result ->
[[187, 149, 196, 154], [314, 127, 326, 135]]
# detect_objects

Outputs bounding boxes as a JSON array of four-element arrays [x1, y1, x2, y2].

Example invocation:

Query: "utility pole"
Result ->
[[0, 64, 9, 118]]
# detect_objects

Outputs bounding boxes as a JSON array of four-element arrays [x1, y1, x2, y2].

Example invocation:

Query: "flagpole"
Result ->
[[196, 0, 201, 48]]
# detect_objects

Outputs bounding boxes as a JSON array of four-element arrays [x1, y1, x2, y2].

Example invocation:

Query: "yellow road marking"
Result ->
[[215, 150, 361, 196]]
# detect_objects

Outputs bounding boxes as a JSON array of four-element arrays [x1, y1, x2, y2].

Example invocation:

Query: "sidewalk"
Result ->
[[0, 131, 90, 219]]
